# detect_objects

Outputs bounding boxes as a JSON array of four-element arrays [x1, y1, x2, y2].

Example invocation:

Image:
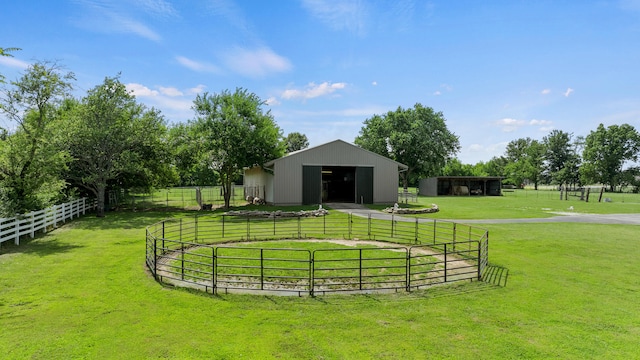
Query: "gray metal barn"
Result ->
[[244, 139, 407, 205], [419, 176, 503, 196]]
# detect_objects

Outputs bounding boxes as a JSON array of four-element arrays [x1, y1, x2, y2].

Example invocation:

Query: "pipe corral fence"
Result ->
[[146, 213, 490, 296]]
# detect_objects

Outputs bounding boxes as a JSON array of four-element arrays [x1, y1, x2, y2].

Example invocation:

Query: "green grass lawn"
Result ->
[[384, 189, 640, 219], [1, 203, 639, 359]]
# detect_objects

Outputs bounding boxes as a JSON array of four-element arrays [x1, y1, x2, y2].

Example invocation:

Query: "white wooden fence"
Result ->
[[0, 198, 96, 246]]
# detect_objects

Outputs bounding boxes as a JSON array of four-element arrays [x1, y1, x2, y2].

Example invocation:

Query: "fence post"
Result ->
[[14, 217, 19, 245], [82, 198, 86, 215], [309, 251, 314, 297], [414, 218, 419, 244], [181, 241, 185, 280], [246, 217, 250, 240], [153, 235, 158, 279], [444, 244, 448, 283], [260, 249, 264, 290], [433, 219, 436, 244], [323, 214, 326, 235], [195, 214, 198, 242], [406, 248, 411, 292], [359, 248, 363, 291], [297, 216, 301, 239], [452, 223, 457, 251], [368, 214, 371, 238], [391, 214, 395, 238], [477, 241, 482, 280], [222, 216, 225, 238], [348, 213, 352, 239], [212, 247, 216, 294], [30, 212, 35, 239]]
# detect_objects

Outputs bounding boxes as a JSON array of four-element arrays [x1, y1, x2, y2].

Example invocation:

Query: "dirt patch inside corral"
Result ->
[[153, 239, 476, 296]]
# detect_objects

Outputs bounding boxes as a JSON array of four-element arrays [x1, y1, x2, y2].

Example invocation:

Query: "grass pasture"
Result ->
[[1, 195, 639, 359], [388, 188, 640, 219]]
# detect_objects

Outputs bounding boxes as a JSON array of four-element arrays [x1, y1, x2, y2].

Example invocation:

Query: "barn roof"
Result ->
[[263, 139, 408, 171]]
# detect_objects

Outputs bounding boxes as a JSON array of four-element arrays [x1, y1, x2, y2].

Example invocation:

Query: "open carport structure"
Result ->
[[244, 139, 407, 205], [419, 176, 503, 196]]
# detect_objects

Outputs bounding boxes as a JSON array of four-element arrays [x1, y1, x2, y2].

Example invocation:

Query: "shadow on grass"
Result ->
[[482, 265, 510, 287], [0, 234, 83, 257], [70, 210, 189, 230]]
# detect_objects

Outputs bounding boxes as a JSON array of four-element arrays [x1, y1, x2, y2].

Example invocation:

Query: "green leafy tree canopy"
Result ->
[[355, 103, 460, 188], [191, 88, 284, 208], [581, 123, 640, 191], [285, 132, 309, 153]]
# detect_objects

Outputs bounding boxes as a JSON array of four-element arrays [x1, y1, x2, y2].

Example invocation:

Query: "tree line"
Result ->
[[439, 127, 639, 193], [0, 57, 309, 216], [1, 50, 638, 217]]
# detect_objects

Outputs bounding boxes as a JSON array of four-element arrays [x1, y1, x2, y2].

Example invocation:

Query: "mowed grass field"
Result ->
[[1, 193, 639, 359]]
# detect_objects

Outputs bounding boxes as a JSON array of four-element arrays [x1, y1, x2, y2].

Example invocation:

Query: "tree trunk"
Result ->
[[96, 184, 106, 217], [222, 172, 232, 209], [400, 172, 409, 190]]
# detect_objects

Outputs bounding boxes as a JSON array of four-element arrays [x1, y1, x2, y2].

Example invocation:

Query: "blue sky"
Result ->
[[2, 0, 640, 164]]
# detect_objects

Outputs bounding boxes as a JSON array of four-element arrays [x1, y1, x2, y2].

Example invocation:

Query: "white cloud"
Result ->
[[0, 56, 30, 69], [188, 84, 207, 94], [372, 81, 377, 86], [462, 141, 510, 163], [126, 83, 159, 97], [302, 0, 368, 35], [433, 83, 452, 95], [564, 87, 574, 97], [541, 88, 551, 95], [495, 118, 554, 132], [135, 0, 178, 18], [159, 86, 183, 97], [265, 97, 281, 106], [118, 17, 161, 41], [73, 0, 161, 42], [529, 119, 552, 126], [222, 47, 292, 77], [495, 118, 525, 132], [125, 82, 195, 122], [175, 56, 220, 73], [281, 82, 347, 100]]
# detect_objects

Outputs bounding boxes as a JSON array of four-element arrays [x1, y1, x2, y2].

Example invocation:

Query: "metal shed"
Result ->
[[419, 176, 503, 196], [244, 139, 407, 205]]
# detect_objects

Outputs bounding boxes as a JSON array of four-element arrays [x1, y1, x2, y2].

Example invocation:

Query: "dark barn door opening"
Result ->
[[321, 166, 355, 203], [302, 166, 322, 205], [355, 167, 373, 204]]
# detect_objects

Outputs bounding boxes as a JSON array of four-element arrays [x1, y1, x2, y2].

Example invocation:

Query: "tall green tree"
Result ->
[[581, 123, 640, 191], [285, 132, 309, 153], [167, 123, 217, 186], [442, 158, 474, 176], [0, 61, 74, 215], [485, 156, 508, 178], [543, 130, 579, 188], [503, 138, 545, 189], [59, 76, 170, 217], [191, 88, 284, 208], [355, 103, 460, 188]]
